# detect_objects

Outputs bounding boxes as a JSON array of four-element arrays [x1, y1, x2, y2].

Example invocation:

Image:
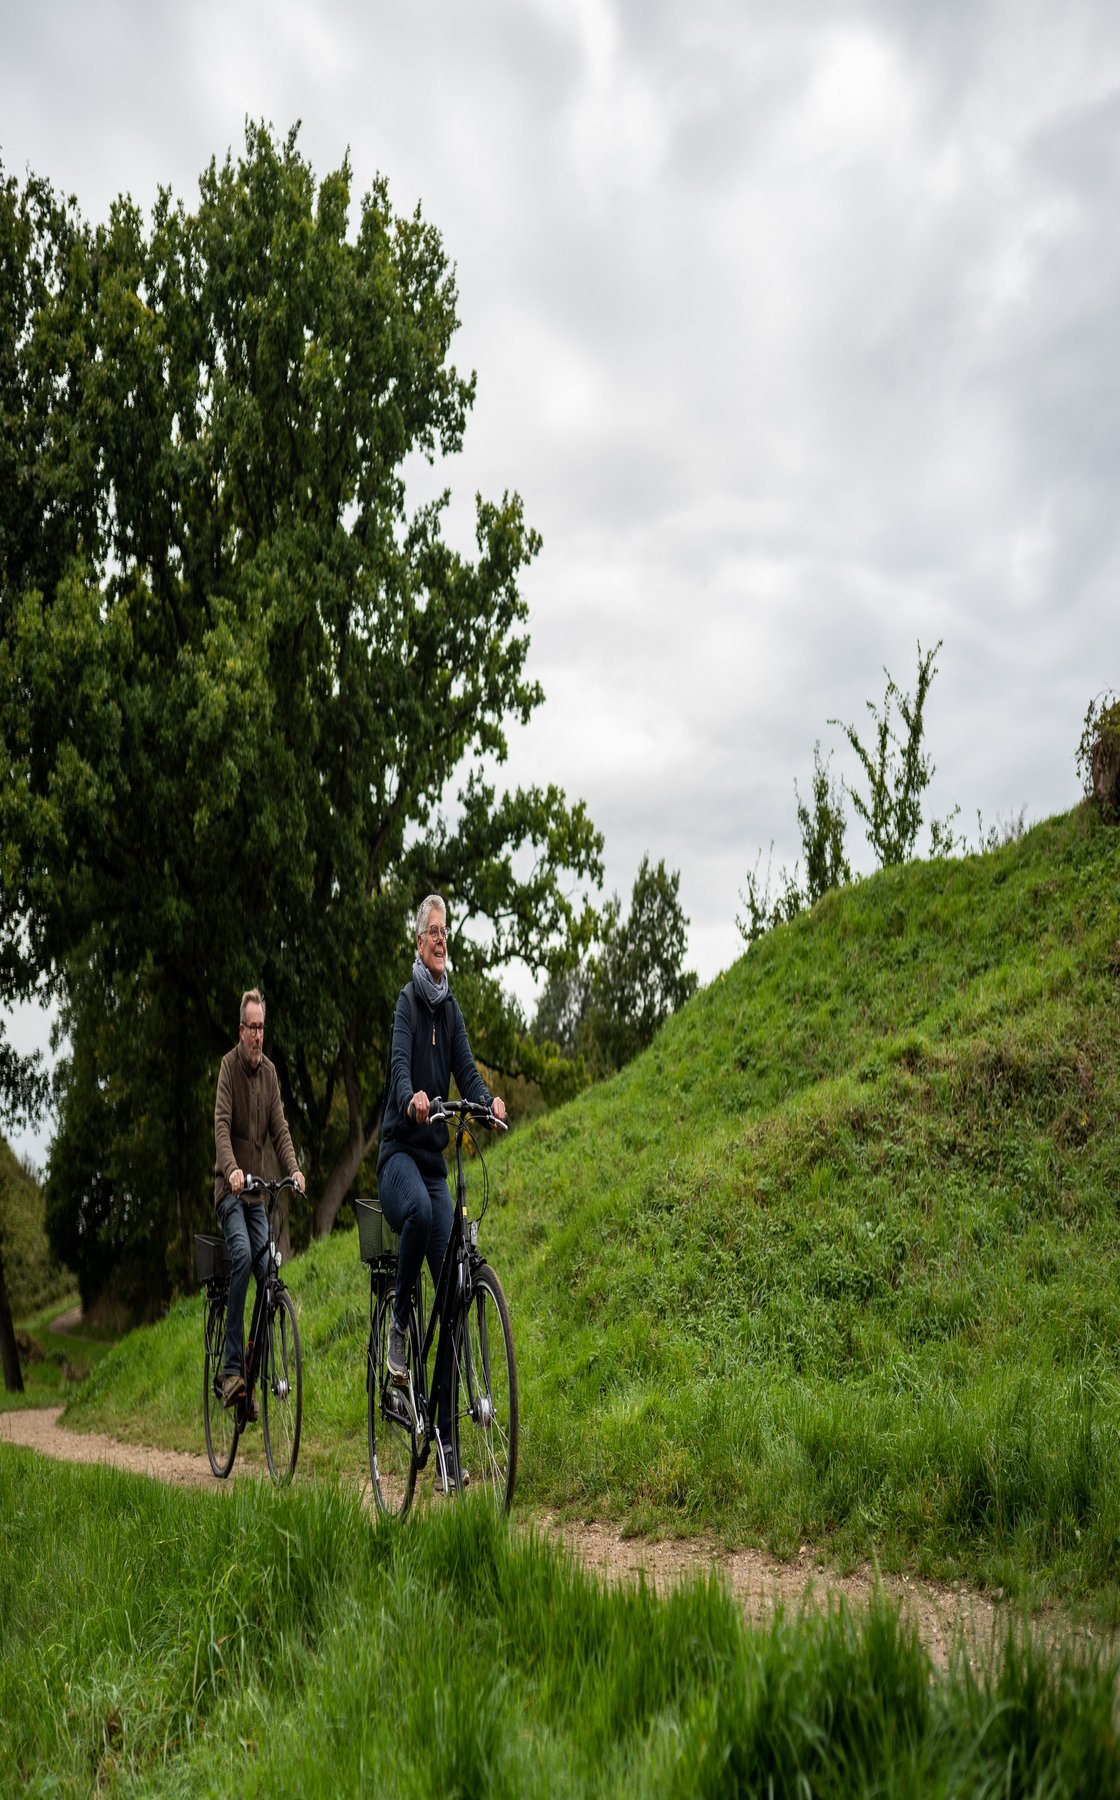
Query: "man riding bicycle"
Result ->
[[376, 895, 507, 1488], [213, 988, 304, 1408]]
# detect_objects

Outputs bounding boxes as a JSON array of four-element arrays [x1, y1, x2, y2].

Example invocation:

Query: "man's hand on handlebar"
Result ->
[[408, 1090, 431, 1124], [239, 1171, 305, 1196]]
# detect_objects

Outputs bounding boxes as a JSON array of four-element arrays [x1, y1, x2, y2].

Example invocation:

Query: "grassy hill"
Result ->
[[494, 805, 1120, 1590], [60, 804, 1120, 1608]]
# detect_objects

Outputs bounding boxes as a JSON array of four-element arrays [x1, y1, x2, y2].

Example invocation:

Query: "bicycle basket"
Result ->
[[355, 1197, 399, 1263], [194, 1233, 229, 1285]]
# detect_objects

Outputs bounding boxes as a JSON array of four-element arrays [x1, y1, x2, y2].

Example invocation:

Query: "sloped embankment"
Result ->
[[493, 807, 1120, 1606]]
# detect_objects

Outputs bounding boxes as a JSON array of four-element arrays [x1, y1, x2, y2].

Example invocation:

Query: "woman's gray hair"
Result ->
[[415, 894, 447, 940]]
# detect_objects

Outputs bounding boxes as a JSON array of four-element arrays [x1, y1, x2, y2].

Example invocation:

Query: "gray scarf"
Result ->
[[412, 955, 448, 1011]]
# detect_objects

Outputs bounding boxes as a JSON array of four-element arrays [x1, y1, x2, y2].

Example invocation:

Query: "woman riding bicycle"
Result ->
[[376, 895, 506, 1485]]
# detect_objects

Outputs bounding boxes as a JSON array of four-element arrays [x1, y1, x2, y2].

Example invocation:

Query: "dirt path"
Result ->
[[2, 1404, 215, 1489], [47, 1304, 83, 1334], [0, 1405, 1076, 1674]]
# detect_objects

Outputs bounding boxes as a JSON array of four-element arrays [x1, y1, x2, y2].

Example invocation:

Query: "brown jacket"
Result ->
[[213, 1042, 299, 1207]]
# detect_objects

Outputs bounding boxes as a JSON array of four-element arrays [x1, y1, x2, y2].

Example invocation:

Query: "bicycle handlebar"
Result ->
[[427, 1097, 508, 1132], [242, 1173, 304, 1198]]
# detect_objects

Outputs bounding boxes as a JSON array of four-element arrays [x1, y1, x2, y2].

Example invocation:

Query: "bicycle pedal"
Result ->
[[383, 1389, 410, 1426]]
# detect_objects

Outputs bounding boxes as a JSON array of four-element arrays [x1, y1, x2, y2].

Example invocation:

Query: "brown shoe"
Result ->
[[245, 1392, 259, 1424], [221, 1372, 246, 1407]]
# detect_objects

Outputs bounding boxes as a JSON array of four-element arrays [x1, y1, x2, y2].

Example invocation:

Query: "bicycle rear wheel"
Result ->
[[261, 1285, 302, 1484], [368, 1286, 418, 1517], [203, 1289, 239, 1478], [450, 1264, 518, 1512]]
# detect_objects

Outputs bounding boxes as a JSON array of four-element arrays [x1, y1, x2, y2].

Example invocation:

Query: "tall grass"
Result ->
[[3, 1451, 1118, 1799], [48, 806, 1120, 1606]]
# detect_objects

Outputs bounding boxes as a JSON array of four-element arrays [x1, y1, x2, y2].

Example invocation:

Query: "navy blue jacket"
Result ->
[[376, 980, 492, 1181]]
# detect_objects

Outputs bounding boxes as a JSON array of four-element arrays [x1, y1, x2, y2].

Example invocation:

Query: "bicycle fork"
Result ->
[[456, 1258, 496, 1431]]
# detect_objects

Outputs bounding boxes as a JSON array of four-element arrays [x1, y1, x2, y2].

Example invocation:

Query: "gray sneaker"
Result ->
[[387, 1320, 408, 1384]]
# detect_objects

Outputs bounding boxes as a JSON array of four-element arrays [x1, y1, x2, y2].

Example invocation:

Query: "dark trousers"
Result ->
[[377, 1153, 454, 1429], [217, 1192, 270, 1378]]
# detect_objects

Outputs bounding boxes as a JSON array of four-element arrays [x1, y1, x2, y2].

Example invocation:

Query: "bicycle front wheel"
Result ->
[[450, 1264, 518, 1513], [261, 1285, 302, 1484], [368, 1287, 418, 1518], [203, 1290, 239, 1478]]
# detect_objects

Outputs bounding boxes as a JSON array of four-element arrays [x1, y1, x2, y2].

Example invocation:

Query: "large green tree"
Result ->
[[0, 126, 600, 1307]]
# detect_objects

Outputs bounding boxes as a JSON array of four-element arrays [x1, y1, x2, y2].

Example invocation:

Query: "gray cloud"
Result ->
[[3, 0, 1119, 1159]]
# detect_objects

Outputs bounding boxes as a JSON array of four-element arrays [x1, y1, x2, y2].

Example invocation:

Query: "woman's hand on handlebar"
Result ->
[[408, 1090, 431, 1125], [425, 1096, 508, 1132]]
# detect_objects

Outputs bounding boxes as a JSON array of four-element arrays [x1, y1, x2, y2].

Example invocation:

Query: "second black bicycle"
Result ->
[[196, 1173, 303, 1484]]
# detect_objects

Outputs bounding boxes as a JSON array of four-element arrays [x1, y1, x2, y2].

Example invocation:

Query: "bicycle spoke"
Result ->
[[202, 1290, 239, 1478], [261, 1286, 302, 1484], [367, 1289, 418, 1517], [450, 1265, 517, 1512]]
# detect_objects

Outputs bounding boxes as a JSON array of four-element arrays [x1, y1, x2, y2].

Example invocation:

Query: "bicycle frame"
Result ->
[[243, 1216, 279, 1395], [231, 1181, 286, 1396], [394, 1118, 481, 1477], [200, 1173, 303, 1482]]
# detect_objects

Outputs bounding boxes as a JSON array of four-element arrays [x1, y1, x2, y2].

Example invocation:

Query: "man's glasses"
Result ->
[[242, 1021, 265, 1035], [426, 926, 448, 943]]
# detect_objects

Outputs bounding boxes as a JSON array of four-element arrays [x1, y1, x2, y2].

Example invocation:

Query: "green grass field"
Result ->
[[3, 1291, 119, 1407]]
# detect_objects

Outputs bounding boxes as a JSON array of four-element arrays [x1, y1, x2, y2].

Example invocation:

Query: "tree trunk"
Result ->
[[0, 1242, 25, 1394], [175, 1022, 194, 1290], [312, 1047, 373, 1237]]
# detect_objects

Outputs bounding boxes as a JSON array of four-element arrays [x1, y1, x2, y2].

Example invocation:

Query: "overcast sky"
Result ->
[[3, 1, 1118, 1164]]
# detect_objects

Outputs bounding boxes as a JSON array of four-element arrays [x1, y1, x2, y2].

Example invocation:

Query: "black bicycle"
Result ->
[[357, 1098, 518, 1517], [195, 1174, 303, 1484]]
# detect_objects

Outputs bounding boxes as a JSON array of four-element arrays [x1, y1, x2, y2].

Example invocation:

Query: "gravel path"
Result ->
[[2, 1403, 215, 1488], [0, 1404, 1069, 1674]]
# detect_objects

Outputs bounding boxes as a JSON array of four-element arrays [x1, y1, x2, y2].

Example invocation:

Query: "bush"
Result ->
[[1076, 691, 1120, 823]]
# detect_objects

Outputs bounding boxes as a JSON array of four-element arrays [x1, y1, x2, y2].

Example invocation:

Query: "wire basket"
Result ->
[[194, 1233, 229, 1285], [355, 1197, 399, 1263]]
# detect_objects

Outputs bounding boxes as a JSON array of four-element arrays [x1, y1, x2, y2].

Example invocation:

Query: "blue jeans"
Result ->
[[217, 1192, 270, 1379], [378, 1153, 454, 1427]]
